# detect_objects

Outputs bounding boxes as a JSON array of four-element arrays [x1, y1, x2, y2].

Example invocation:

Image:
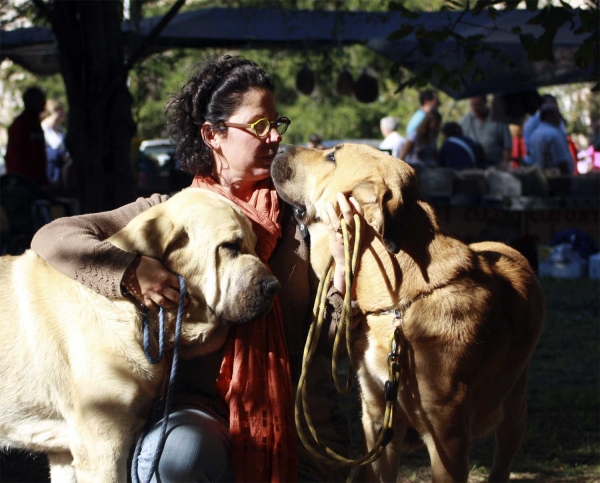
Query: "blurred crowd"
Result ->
[[5, 86, 72, 192], [6, 85, 599, 200], [373, 89, 600, 176]]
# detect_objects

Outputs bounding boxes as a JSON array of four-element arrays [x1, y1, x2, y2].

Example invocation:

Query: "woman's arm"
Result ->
[[31, 194, 169, 299]]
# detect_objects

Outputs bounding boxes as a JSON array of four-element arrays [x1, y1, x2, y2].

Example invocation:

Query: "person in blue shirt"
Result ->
[[438, 122, 478, 170], [529, 103, 573, 174], [406, 89, 440, 136], [523, 94, 566, 165]]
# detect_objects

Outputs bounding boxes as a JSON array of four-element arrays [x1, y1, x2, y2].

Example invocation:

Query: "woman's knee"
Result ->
[[137, 407, 234, 483]]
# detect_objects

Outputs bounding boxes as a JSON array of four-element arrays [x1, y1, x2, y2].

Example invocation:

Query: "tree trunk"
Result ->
[[50, 0, 136, 214]]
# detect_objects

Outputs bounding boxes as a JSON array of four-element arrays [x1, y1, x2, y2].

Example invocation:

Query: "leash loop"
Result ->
[[131, 275, 187, 483], [296, 215, 402, 467], [142, 305, 165, 364]]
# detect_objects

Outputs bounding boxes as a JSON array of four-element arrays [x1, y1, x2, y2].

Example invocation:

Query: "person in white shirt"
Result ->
[[41, 99, 72, 187], [379, 116, 406, 158]]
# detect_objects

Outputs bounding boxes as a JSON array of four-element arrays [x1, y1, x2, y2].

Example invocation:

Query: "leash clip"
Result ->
[[392, 309, 404, 327]]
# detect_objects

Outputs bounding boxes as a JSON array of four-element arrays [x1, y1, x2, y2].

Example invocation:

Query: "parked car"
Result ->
[[138, 139, 191, 192]]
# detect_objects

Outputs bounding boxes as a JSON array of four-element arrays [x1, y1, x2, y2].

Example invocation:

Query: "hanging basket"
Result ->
[[334, 67, 354, 97], [296, 64, 316, 95], [354, 68, 379, 103]]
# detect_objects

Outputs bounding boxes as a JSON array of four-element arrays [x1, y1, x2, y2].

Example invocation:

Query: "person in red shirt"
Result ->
[[509, 124, 526, 169], [5, 87, 49, 185]]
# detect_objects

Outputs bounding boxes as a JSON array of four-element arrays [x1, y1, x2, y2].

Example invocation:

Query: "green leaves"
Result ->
[[388, 2, 420, 18]]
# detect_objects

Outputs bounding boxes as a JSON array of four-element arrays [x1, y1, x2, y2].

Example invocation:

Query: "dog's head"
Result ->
[[271, 143, 423, 254], [108, 188, 279, 354]]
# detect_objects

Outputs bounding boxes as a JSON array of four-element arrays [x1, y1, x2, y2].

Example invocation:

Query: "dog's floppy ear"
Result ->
[[108, 209, 177, 259], [351, 182, 403, 254]]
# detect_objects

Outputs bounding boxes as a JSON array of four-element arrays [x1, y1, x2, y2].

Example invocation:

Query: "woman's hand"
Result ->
[[122, 255, 188, 311], [320, 193, 364, 295]]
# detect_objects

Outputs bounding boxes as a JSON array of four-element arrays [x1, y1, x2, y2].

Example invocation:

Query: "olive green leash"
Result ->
[[295, 215, 402, 467]]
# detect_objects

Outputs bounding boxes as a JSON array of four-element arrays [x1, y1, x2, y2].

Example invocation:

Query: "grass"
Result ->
[[342, 277, 600, 483]]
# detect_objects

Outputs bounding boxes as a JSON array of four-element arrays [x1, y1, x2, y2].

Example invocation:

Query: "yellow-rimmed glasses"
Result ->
[[224, 117, 291, 138]]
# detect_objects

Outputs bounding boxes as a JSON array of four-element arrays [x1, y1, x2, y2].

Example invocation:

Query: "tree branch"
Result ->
[[29, 0, 52, 23], [125, 0, 187, 71]]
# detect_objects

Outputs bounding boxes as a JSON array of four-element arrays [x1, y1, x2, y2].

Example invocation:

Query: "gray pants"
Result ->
[[136, 405, 235, 483], [136, 405, 316, 483]]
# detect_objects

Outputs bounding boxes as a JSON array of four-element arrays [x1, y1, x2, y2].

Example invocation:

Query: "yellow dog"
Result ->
[[272, 143, 545, 482], [0, 188, 278, 483]]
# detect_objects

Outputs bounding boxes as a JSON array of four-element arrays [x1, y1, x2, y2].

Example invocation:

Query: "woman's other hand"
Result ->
[[122, 255, 188, 311], [320, 193, 364, 295]]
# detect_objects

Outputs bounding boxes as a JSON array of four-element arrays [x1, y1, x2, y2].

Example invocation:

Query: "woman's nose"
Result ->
[[266, 125, 282, 143]]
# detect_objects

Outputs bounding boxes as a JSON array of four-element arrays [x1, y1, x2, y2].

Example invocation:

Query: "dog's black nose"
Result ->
[[262, 279, 280, 295]]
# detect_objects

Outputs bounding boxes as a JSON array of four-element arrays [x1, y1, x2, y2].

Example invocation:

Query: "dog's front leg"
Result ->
[[70, 423, 130, 483], [48, 452, 76, 483], [355, 395, 405, 482], [420, 410, 471, 483], [69, 397, 136, 483]]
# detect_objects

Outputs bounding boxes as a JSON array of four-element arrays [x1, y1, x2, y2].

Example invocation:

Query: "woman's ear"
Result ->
[[201, 123, 220, 150]]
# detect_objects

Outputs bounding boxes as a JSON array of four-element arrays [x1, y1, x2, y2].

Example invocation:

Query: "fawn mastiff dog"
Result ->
[[0, 188, 279, 483], [272, 144, 545, 482]]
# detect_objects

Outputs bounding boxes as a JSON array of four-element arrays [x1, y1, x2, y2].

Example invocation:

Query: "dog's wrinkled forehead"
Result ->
[[316, 143, 410, 188]]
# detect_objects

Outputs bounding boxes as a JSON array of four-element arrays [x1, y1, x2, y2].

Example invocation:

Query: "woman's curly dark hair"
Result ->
[[166, 55, 275, 176]]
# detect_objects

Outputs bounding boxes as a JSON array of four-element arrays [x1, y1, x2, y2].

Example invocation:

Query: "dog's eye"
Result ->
[[220, 241, 241, 254], [325, 151, 335, 163]]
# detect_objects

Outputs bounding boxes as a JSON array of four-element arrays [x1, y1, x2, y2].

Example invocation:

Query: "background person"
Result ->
[[31, 55, 359, 483], [398, 110, 441, 167], [307, 133, 324, 149], [438, 121, 477, 170], [378, 116, 406, 158], [460, 95, 512, 170], [405, 89, 440, 136], [509, 123, 526, 169], [41, 99, 72, 188], [5, 86, 48, 185], [523, 94, 566, 165], [529, 103, 574, 174]]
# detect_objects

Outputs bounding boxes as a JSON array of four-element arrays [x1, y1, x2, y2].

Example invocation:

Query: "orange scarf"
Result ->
[[190, 176, 298, 482]]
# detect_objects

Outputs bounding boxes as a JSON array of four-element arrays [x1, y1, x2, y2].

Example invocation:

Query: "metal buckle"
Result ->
[[392, 309, 404, 327]]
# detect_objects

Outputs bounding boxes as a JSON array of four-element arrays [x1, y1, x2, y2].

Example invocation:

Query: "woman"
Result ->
[[398, 109, 442, 167], [31, 55, 359, 482]]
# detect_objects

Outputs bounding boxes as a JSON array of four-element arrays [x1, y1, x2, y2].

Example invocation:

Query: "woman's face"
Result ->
[[215, 88, 282, 185]]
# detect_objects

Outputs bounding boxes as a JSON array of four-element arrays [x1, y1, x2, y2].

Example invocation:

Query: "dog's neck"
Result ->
[[308, 199, 474, 315]]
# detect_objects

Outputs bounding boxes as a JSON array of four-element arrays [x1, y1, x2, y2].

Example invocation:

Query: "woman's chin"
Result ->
[[253, 166, 272, 178]]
